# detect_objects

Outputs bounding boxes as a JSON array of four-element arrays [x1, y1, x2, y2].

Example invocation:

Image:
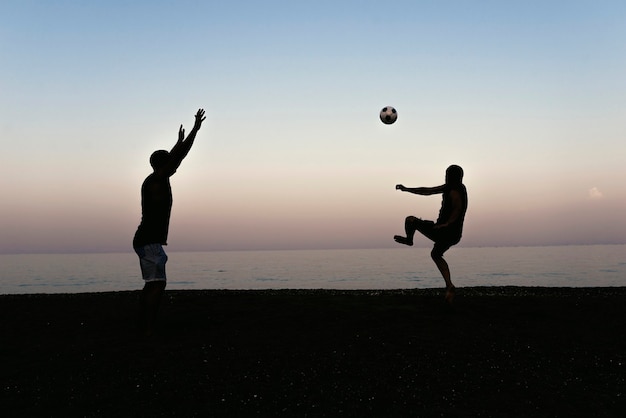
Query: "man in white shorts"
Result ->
[[133, 109, 205, 336]]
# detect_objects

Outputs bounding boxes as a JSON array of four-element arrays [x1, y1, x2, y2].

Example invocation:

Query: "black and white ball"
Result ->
[[379, 106, 397, 125]]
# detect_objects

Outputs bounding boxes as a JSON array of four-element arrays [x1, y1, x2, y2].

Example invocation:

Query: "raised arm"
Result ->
[[159, 109, 206, 176], [169, 108, 206, 165], [395, 184, 446, 195]]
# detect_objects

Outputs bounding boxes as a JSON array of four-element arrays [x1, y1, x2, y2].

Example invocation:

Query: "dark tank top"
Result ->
[[133, 173, 172, 247], [436, 183, 468, 238]]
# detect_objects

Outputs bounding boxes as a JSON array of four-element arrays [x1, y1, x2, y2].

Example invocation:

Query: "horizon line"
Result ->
[[1, 242, 625, 256]]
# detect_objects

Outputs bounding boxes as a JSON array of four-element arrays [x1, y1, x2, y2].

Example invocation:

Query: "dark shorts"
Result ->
[[414, 219, 461, 257], [134, 244, 168, 282]]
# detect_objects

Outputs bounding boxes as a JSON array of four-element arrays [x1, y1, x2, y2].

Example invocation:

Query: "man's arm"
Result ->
[[169, 108, 206, 166], [395, 184, 445, 195], [154, 108, 205, 178]]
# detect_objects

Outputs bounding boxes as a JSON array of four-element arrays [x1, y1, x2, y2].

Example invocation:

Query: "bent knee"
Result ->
[[406, 216, 420, 225], [430, 249, 444, 260], [431, 244, 450, 260]]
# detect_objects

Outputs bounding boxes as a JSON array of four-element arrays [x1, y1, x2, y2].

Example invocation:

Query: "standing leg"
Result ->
[[136, 244, 168, 336], [431, 245, 455, 304], [141, 281, 166, 336]]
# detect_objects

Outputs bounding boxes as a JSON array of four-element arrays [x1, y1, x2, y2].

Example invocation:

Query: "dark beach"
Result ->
[[2, 287, 626, 417]]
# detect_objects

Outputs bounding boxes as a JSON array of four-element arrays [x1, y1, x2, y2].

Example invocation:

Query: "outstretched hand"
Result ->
[[178, 125, 185, 143], [193, 108, 206, 130], [396, 184, 406, 192]]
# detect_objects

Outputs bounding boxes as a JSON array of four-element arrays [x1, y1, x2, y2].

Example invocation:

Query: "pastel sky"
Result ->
[[1, 0, 625, 253]]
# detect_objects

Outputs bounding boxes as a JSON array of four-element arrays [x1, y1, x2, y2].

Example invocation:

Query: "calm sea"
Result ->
[[1, 245, 624, 295]]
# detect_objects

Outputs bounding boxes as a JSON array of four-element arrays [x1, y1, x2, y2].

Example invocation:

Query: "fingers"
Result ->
[[195, 109, 206, 125]]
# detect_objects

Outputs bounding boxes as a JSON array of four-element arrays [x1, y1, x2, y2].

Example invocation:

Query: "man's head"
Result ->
[[445, 165, 464, 185], [150, 150, 171, 171]]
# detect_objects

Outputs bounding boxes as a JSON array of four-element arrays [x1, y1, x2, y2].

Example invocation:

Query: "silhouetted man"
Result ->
[[133, 108, 206, 335], [394, 165, 468, 303]]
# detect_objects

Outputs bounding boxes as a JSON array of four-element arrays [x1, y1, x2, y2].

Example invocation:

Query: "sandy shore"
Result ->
[[2, 287, 626, 417]]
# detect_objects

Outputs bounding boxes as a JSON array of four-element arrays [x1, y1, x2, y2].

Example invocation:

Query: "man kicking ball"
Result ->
[[394, 165, 468, 303]]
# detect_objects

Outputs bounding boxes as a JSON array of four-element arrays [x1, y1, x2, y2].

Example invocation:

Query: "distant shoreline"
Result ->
[[3, 246, 625, 294], [2, 285, 626, 297]]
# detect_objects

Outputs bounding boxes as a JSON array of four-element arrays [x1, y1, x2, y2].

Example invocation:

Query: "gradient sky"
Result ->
[[1, 1, 625, 253]]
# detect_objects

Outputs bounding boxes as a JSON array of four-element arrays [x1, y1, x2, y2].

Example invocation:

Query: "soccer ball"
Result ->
[[379, 106, 397, 125]]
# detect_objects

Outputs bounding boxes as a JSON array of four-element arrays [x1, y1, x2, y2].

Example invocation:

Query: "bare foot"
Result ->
[[445, 285, 456, 304], [394, 235, 413, 246]]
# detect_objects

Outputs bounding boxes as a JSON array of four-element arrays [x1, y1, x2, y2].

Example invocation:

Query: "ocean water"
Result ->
[[1, 245, 624, 295]]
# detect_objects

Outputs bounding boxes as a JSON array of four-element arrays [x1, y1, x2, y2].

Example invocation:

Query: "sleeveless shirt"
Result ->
[[133, 173, 172, 247], [436, 183, 468, 239]]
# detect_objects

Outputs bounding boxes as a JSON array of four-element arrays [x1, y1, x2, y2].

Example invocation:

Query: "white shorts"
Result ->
[[134, 244, 168, 282]]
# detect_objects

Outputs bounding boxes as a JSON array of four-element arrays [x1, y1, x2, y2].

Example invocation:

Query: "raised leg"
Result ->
[[394, 216, 420, 246]]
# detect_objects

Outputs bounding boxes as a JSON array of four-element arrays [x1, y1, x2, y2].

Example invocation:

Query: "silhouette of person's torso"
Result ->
[[133, 173, 172, 247], [436, 184, 468, 238]]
